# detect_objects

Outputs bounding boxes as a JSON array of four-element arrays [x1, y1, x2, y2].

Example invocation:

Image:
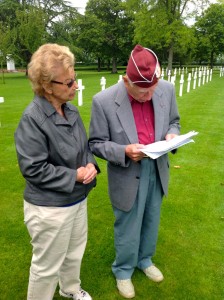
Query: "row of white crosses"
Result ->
[[77, 75, 123, 106], [76, 66, 224, 105], [161, 67, 213, 97], [219, 67, 224, 77]]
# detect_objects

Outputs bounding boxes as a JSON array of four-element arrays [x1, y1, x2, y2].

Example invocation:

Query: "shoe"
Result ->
[[116, 279, 135, 298], [143, 265, 164, 282], [59, 288, 92, 300]]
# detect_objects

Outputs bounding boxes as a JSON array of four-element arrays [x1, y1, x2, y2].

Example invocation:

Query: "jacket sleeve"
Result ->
[[89, 96, 127, 167], [14, 114, 76, 193]]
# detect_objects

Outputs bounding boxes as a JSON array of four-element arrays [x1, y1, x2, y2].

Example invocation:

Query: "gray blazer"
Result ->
[[89, 79, 180, 212]]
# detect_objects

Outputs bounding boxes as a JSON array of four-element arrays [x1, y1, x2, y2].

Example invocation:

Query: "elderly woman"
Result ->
[[15, 43, 99, 300]]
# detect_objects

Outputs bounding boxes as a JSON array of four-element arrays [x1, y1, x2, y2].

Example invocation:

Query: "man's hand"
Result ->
[[165, 133, 178, 141], [125, 143, 146, 162]]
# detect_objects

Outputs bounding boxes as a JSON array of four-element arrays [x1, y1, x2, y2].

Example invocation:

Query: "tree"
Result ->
[[126, 0, 214, 70], [16, 6, 47, 68], [0, 0, 21, 77], [78, 0, 135, 73], [45, 5, 82, 58], [194, 3, 224, 67], [76, 12, 106, 70], [0, 0, 81, 69], [0, 22, 17, 83]]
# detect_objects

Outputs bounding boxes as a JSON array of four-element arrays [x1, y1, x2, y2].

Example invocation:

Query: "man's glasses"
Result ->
[[51, 77, 77, 88]]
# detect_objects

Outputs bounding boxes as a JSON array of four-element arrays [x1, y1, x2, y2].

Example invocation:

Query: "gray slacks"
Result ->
[[112, 159, 163, 279]]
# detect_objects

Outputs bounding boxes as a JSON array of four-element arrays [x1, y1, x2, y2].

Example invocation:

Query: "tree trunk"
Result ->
[[111, 56, 117, 74], [210, 51, 214, 68], [167, 43, 174, 73], [97, 57, 101, 72], [1, 62, 5, 84], [107, 59, 110, 70]]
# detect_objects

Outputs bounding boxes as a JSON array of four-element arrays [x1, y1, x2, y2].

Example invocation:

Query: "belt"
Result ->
[[142, 155, 152, 159]]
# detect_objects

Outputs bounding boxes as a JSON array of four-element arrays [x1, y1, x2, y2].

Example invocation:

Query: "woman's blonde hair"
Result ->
[[28, 43, 75, 96]]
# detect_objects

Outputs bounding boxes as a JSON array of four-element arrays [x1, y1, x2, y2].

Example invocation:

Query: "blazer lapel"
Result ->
[[152, 87, 165, 142], [115, 84, 139, 144]]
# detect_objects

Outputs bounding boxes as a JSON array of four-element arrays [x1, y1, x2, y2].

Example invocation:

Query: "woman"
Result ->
[[15, 43, 99, 300]]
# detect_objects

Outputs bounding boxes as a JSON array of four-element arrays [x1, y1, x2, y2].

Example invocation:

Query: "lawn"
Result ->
[[0, 70, 223, 300]]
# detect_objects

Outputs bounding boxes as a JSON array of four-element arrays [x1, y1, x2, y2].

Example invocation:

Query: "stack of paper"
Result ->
[[140, 131, 199, 159]]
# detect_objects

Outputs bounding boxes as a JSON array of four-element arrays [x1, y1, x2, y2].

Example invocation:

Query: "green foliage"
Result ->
[[194, 3, 224, 66], [16, 7, 47, 55], [76, 13, 105, 62], [0, 0, 81, 67], [0, 0, 20, 26], [77, 0, 135, 72], [132, 0, 199, 69], [0, 71, 223, 299], [0, 0, 224, 73]]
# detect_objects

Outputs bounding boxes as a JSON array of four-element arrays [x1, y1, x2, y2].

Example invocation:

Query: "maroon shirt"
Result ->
[[129, 95, 155, 145]]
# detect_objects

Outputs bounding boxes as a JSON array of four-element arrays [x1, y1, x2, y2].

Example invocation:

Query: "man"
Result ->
[[89, 45, 180, 299]]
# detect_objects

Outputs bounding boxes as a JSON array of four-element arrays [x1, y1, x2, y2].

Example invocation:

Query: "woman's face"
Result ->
[[49, 67, 78, 104]]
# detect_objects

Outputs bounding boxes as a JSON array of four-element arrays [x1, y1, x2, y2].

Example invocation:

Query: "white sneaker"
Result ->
[[116, 279, 135, 298], [143, 265, 164, 282], [59, 288, 92, 300]]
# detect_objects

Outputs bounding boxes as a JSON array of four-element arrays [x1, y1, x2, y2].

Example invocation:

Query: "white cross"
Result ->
[[198, 71, 202, 87], [202, 70, 206, 85], [100, 77, 106, 90], [171, 76, 175, 85], [0, 97, 4, 127], [179, 74, 184, 97], [167, 69, 171, 82], [187, 73, 191, 93], [77, 79, 85, 106], [193, 72, 197, 90], [206, 69, 209, 83], [209, 69, 213, 81]]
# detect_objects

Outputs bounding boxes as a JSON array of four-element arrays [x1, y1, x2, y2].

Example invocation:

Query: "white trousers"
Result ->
[[24, 199, 88, 300]]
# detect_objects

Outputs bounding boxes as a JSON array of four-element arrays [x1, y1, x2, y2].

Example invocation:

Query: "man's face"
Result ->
[[124, 76, 158, 102]]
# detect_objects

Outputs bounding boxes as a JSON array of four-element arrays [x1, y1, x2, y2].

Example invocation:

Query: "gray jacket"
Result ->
[[89, 79, 180, 212], [15, 95, 99, 206]]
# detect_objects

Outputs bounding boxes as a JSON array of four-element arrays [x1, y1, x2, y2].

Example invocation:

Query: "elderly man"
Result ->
[[89, 45, 180, 298]]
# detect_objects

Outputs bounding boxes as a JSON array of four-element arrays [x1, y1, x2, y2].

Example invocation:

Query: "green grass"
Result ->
[[0, 71, 223, 299]]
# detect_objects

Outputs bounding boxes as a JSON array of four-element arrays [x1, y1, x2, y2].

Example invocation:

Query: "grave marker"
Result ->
[[77, 79, 85, 106]]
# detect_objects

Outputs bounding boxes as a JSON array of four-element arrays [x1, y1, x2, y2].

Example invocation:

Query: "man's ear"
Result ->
[[123, 75, 129, 88]]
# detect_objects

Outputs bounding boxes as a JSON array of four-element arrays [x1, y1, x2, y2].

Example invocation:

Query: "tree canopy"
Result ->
[[194, 3, 224, 67], [0, 0, 223, 71]]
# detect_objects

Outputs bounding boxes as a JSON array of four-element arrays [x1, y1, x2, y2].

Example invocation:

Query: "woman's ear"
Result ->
[[43, 82, 53, 94]]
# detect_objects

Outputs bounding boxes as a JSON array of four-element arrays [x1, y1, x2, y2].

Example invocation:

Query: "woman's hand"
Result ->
[[76, 163, 97, 184]]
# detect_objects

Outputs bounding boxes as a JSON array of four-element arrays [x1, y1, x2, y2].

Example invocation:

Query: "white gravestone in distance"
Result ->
[[6, 55, 15, 71], [0, 97, 4, 127], [100, 77, 106, 90], [77, 79, 85, 106]]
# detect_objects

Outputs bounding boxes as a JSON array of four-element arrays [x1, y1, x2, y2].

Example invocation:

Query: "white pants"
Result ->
[[24, 199, 88, 300]]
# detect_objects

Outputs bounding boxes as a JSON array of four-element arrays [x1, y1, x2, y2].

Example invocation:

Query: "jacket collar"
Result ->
[[33, 95, 79, 126]]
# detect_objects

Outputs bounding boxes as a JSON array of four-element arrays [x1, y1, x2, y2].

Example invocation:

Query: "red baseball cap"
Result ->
[[126, 44, 161, 88]]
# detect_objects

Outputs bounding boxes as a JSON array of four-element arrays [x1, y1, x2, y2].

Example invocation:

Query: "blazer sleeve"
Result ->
[[89, 95, 127, 167]]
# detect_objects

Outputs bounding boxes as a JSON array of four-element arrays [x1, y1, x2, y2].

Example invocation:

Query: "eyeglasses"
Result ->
[[51, 77, 77, 88]]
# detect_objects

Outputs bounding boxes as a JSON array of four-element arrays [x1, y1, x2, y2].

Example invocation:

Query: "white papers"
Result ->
[[140, 131, 199, 159]]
